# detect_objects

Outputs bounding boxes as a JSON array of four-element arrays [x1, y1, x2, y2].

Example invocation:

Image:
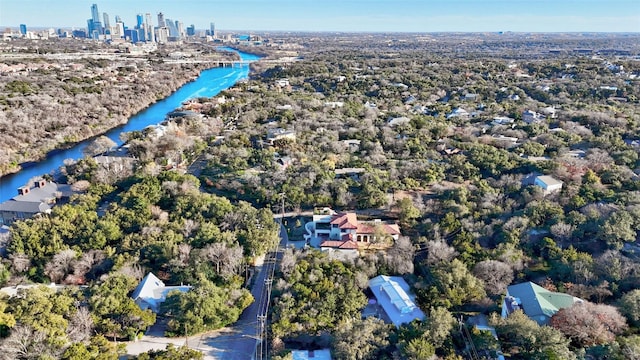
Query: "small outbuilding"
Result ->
[[534, 175, 563, 194]]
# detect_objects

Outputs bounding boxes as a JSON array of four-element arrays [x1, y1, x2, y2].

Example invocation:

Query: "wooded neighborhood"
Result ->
[[0, 31, 640, 359]]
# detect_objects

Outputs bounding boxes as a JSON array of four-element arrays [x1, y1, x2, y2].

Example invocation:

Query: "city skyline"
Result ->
[[1, 0, 639, 33]]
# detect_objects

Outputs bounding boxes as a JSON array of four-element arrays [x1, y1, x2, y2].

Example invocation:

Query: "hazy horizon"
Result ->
[[1, 0, 639, 33]]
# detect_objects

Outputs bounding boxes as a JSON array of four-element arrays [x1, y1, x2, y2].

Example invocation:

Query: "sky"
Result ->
[[1, 0, 639, 33]]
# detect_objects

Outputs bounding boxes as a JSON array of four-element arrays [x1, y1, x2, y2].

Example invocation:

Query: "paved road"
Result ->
[[125, 224, 287, 360], [193, 223, 288, 359]]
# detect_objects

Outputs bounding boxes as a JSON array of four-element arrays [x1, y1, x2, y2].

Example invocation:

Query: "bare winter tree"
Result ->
[[68, 249, 107, 284], [44, 249, 77, 283], [83, 135, 117, 157], [550, 222, 575, 244], [473, 260, 514, 296], [176, 243, 192, 268], [550, 301, 627, 347], [423, 239, 458, 265], [66, 307, 94, 343], [182, 219, 200, 238], [221, 245, 243, 279], [384, 236, 415, 274], [201, 243, 243, 279], [279, 248, 298, 278], [118, 262, 145, 281], [0, 324, 51, 360], [10, 254, 31, 274]]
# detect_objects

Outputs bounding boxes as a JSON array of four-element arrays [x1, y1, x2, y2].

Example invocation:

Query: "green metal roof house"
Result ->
[[501, 282, 582, 325]]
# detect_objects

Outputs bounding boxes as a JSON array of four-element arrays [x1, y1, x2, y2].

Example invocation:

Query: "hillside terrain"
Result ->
[[0, 39, 235, 177]]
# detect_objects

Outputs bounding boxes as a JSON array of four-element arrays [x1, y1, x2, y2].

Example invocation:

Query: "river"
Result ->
[[0, 48, 260, 204]]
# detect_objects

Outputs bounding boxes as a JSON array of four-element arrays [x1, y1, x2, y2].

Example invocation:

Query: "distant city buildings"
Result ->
[[2, 3, 228, 44], [209, 22, 216, 37]]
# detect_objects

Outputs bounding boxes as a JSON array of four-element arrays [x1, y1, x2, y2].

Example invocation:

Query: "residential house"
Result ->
[[392, 82, 409, 90], [364, 101, 377, 109], [291, 349, 332, 360], [334, 167, 365, 180], [132, 272, 191, 313], [324, 101, 344, 109], [502, 281, 582, 325], [491, 116, 515, 126], [275, 79, 290, 87], [276, 104, 293, 111], [93, 145, 137, 175], [388, 116, 411, 127], [462, 93, 479, 101], [166, 110, 201, 120], [446, 108, 469, 119], [305, 208, 401, 251], [522, 110, 546, 124], [342, 139, 361, 152], [534, 175, 563, 194], [566, 149, 586, 158], [0, 179, 72, 226], [266, 128, 296, 145], [624, 139, 640, 147], [275, 155, 294, 170], [404, 95, 417, 104], [144, 124, 168, 139], [368, 275, 426, 328], [0, 283, 67, 298], [541, 106, 557, 119]]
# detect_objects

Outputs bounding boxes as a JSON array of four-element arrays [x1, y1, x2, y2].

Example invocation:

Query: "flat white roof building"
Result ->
[[368, 275, 425, 328], [534, 175, 563, 194]]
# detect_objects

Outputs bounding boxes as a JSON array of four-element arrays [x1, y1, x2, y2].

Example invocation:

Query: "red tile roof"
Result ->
[[357, 222, 401, 235], [330, 213, 359, 229]]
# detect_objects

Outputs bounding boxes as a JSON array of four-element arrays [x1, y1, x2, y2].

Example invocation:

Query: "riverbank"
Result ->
[[0, 49, 261, 203], [0, 49, 241, 178]]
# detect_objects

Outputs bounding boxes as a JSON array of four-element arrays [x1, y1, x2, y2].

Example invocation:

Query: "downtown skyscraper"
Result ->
[[88, 3, 103, 38]]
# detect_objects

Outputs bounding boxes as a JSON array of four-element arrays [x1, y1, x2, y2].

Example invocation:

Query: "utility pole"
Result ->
[[257, 314, 266, 360], [279, 192, 285, 224]]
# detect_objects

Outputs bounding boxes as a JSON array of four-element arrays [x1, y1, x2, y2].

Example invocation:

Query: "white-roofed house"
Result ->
[[368, 275, 425, 328], [387, 116, 411, 127], [132, 273, 191, 313], [522, 110, 546, 124], [291, 349, 332, 360], [446, 108, 469, 119], [534, 175, 563, 194]]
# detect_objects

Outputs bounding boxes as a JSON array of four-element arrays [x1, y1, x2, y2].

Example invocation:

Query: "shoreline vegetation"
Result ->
[[0, 39, 238, 178]]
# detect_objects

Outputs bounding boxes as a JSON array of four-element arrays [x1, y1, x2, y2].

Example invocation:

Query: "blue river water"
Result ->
[[0, 48, 260, 203]]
